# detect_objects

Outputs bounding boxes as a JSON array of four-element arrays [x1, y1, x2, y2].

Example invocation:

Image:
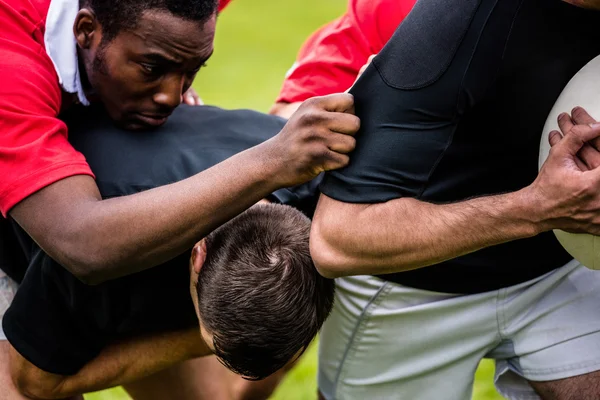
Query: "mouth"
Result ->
[[134, 112, 171, 127]]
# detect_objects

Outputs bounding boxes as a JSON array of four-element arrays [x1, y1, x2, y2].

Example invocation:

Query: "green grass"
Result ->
[[87, 1, 506, 398]]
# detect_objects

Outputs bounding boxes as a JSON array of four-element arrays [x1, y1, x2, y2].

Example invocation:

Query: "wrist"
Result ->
[[253, 139, 288, 188], [511, 186, 551, 236]]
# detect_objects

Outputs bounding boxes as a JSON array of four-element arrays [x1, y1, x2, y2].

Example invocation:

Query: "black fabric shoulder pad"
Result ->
[[373, 0, 482, 90]]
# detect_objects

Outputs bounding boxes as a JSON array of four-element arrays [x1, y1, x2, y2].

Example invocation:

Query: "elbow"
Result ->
[[14, 381, 58, 400], [69, 268, 107, 286], [49, 242, 113, 286], [309, 219, 352, 279], [11, 368, 66, 400], [62, 257, 111, 286]]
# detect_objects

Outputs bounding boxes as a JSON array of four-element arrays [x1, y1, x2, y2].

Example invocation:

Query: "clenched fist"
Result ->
[[264, 93, 360, 188]]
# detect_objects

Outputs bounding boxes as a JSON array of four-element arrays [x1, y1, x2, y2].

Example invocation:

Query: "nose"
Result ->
[[152, 74, 184, 111]]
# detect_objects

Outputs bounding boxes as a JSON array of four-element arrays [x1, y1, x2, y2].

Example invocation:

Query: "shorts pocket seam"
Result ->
[[334, 281, 393, 398]]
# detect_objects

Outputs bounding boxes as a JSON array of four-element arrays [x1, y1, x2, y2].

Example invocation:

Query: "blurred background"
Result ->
[[86, 0, 504, 398]]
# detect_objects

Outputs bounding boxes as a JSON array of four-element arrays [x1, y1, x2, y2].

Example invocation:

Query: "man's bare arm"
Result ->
[[311, 112, 600, 277], [10, 94, 359, 284], [311, 191, 540, 277], [9, 329, 209, 400]]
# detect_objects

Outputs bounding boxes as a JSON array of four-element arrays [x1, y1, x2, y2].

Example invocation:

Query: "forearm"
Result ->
[[10, 329, 208, 399], [311, 190, 543, 277], [12, 143, 280, 284], [12, 94, 359, 284]]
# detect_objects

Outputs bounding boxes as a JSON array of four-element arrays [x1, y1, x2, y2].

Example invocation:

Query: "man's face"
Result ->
[[562, 0, 600, 9], [77, 10, 216, 130]]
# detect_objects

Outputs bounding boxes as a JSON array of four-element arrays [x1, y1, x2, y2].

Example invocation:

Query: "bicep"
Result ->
[[320, 0, 496, 203], [320, 61, 461, 203]]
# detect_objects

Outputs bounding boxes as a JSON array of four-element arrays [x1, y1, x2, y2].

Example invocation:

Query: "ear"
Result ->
[[73, 8, 100, 49], [192, 239, 208, 274]]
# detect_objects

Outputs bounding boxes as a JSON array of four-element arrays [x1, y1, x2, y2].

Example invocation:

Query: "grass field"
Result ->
[[88, 1, 505, 398]]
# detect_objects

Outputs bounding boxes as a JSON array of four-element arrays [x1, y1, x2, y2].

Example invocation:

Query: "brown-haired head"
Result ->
[[193, 203, 335, 380]]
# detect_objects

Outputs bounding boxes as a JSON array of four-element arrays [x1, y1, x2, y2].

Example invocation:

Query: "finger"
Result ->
[[312, 93, 355, 113], [548, 130, 562, 147], [321, 151, 350, 172], [557, 112, 574, 135], [566, 107, 600, 151], [322, 113, 361, 136], [182, 93, 195, 106], [190, 92, 202, 105], [571, 106, 597, 125], [578, 143, 600, 170], [546, 130, 589, 169], [574, 154, 590, 171], [571, 122, 600, 143], [553, 126, 600, 159], [326, 132, 356, 154]]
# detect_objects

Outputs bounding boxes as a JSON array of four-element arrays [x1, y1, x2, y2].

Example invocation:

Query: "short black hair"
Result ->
[[81, 0, 218, 41], [197, 203, 335, 380]]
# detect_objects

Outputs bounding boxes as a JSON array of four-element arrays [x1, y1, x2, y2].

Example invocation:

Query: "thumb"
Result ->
[[556, 125, 600, 157]]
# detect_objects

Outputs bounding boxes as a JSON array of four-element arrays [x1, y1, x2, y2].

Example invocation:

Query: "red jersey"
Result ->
[[0, 0, 231, 217], [0, 0, 93, 216], [219, 0, 232, 11], [276, 0, 415, 103]]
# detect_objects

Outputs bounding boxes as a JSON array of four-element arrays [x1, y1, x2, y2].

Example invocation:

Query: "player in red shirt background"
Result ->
[[271, 0, 415, 118]]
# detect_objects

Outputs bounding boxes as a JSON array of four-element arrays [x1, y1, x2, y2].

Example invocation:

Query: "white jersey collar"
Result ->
[[44, 0, 90, 106]]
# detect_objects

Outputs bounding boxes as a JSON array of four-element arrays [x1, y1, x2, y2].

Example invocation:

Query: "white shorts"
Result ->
[[0, 270, 18, 341], [318, 260, 600, 400]]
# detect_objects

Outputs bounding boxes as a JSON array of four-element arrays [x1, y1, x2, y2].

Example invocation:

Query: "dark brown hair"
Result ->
[[197, 203, 335, 380]]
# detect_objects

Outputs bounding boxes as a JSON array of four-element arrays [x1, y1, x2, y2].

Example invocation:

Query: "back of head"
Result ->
[[81, 0, 218, 41], [197, 203, 335, 380]]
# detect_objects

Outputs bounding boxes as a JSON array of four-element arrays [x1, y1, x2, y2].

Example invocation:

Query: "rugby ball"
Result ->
[[538, 55, 600, 270]]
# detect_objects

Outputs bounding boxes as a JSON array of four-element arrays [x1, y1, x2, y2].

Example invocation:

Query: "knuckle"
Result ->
[[350, 115, 361, 132], [548, 145, 560, 158], [299, 109, 324, 125], [301, 97, 323, 111], [566, 131, 584, 145], [582, 179, 596, 196], [348, 136, 357, 151]]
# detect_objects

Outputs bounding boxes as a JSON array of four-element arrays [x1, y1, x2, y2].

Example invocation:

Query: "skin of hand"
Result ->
[[182, 87, 203, 106], [530, 106, 600, 234]]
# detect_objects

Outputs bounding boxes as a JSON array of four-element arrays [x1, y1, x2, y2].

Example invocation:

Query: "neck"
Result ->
[[187, 328, 213, 358]]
